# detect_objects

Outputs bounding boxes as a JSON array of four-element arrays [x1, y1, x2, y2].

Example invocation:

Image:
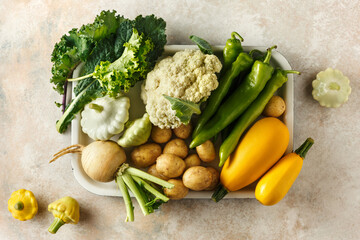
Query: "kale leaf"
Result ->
[[55, 13, 167, 133], [50, 10, 124, 97]]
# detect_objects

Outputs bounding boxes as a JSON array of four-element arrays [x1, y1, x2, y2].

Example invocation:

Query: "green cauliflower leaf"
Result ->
[[163, 95, 201, 125]]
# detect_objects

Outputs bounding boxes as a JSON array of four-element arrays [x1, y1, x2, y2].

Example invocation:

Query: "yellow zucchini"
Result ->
[[212, 117, 289, 202], [255, 138, 314, 205]]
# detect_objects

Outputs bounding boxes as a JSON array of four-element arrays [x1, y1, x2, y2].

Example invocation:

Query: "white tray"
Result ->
[[70, 45, 294, 199]]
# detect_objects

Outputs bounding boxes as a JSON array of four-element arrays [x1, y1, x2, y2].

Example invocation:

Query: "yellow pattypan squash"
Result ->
[[8, 189, 38, 221], [48, 196, 80, 234]]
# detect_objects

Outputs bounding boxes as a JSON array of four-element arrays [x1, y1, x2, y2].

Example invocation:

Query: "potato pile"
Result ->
[[129, 123, 220, 200]]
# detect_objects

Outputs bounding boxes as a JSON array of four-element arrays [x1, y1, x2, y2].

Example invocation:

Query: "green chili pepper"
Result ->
[[190, 46, 277, 149], [192, 52, 254, 138], [222, 32, 244, 72], [218, 69, 300, 167]]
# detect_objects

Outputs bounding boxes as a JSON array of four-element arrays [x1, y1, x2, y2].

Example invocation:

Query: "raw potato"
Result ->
[[163, 139, 188, 159], [263, 95, 286, 117], [184, 154, 201, 170], [204, 167, 220, 190], [182, 166, 212, 191], [147, 164, 169, 181], [151, 126, 172, 143], [156, 153, 186, 178], [173, 123, 192, 139], [196, 140, 216, 162], [131, 143, 162, 168], [164, 179, 189, 200]]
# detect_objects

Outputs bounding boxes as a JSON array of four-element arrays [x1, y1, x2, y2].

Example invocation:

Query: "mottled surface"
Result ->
[[1, 0, 359, 239]]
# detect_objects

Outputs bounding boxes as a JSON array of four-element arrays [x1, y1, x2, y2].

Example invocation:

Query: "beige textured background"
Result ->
[[1, 0, 359, 239]]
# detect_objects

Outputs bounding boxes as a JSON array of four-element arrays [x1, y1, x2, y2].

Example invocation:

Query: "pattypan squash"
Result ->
[[312, 68, 351, 108], [81, 95, 130, 140], [8, 189, 38, 221], [118, 113, 152, 147], [48, 196, 80, 234]]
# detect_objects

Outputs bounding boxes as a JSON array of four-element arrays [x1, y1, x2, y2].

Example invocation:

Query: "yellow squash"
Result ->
[[48, 196, 80, 234], [8, 189, 38, 221], [255, 138, 314, 205], [212, 117, 289, 202]]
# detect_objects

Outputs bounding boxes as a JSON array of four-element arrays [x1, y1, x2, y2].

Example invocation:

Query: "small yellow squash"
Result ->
[[48, 196, 80, 234], [8, 189, 38, 221], [255, 138, 314, 205]]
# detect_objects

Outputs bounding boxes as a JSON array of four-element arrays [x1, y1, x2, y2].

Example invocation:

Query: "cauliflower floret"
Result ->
[[141, 49, 222, 129]]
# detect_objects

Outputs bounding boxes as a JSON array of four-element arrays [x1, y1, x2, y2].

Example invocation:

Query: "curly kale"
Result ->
[[50, 10, 124, 109], [54, 13, 167, 133]]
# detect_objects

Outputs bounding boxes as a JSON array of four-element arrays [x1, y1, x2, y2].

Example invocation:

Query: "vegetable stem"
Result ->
[[116, 175, 134, 222], [295, 138, 314, 159], [231, 32, 244, 42], [62, 80, 68, 114], [88, 103, 104, 113], [211, 184, 229, 202], [67, 73, 93, 82], [121, 172, 149, 216], [126, 167, 174, 189], [282, 70, 301, 75], [263, 45, 277, 64], [48, 217, 65, 234], [134, 180, 152, 212], [14, 201, 24, 211], [132, 176, 169, 202]]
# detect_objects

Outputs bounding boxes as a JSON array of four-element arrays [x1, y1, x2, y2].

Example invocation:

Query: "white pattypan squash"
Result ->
[[81, 95, 130, 140], [312, 68, 351, 108]]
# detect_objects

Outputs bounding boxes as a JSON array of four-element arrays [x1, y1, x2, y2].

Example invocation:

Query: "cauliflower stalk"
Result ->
[[141, 49, 222, 128]]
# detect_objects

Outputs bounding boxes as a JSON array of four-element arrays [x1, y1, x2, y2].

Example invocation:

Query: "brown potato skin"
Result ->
[[164, 179, 189, 200], [156, 153, 186, 178], [151, 126, 172, 143], [131, 143, 162, 168], [182, 166, 212, 191], [163, 139, 189, 159], [204, 167, 220, 190], [184, 154, 201, 170], [196, 140, 216, 162], [147, 164, 169, 181], [262, 95, 286, 117], [173, 123, 192, 139]]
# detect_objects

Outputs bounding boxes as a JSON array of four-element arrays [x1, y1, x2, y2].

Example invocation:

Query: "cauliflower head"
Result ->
[[141, 49, 222, 129]]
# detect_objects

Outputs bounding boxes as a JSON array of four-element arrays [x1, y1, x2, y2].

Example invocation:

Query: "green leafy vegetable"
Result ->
[[163, 95, 201, 124], [69, 28, 153, 96], [50, 10, 124, 96], [55, 13, 167, 133], [50, 10, 126, 113], [189, 35, 213, 54], [134, 15, 167, 64]]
